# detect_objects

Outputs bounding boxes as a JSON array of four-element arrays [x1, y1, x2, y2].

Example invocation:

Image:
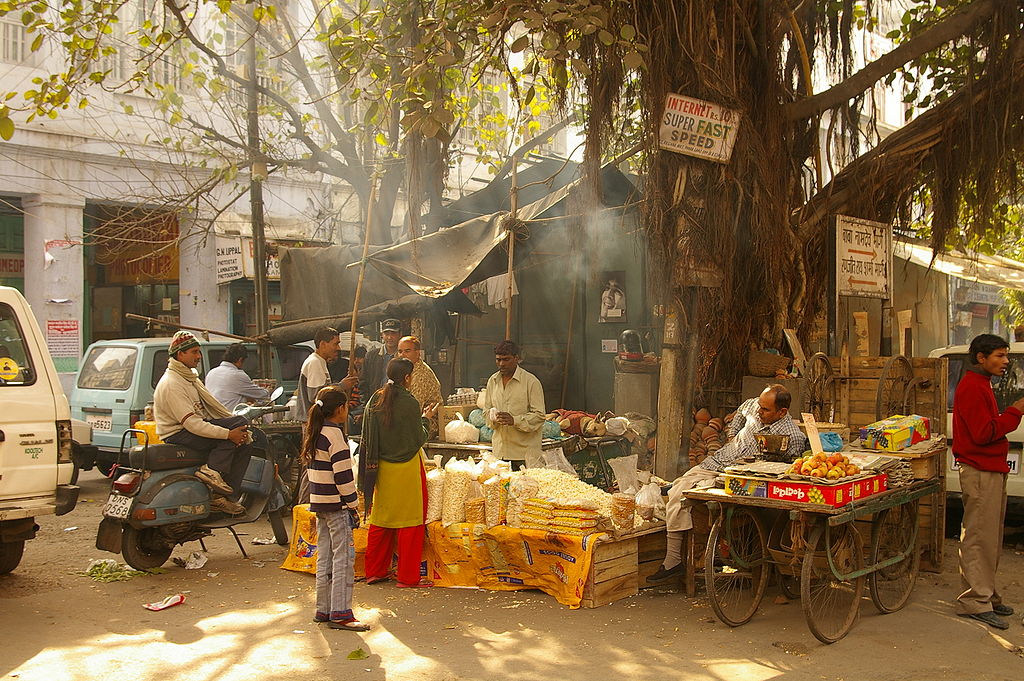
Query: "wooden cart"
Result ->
[[685, 477, 940, 644]]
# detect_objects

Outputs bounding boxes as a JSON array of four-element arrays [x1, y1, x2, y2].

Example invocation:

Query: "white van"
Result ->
[[928, 343, 1024, 507], [0, 286, 80, 573]]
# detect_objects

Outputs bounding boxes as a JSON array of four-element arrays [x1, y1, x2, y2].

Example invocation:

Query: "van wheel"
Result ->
[[268, 509, 289, 546], [0, 540, 25, 574], [122, 527, 173, 571]]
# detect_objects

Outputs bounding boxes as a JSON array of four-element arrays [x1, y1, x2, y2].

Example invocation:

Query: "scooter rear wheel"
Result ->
[[122, 526, 173, 571]]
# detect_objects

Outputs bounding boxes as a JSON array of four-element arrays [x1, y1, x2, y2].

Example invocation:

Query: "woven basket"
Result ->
[[747, 349, 791, 377]]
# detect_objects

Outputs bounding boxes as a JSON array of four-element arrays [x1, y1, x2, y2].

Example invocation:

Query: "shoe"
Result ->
[[396, 580, 434, 588], [196, 465, 234, 496], [960, 611, 1010, 630], [327, 619, 370, 631], [993, 604, 1014, 617], [646, 564, 684, 584], [210, 495, 245, 516]]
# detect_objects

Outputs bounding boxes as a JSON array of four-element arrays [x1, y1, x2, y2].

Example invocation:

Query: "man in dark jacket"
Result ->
[[356, 319, 402, 428], [953, 333, 1024, 630]]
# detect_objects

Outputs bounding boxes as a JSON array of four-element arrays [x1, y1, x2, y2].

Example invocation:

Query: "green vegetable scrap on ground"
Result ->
[[80, 559, 165, 582]]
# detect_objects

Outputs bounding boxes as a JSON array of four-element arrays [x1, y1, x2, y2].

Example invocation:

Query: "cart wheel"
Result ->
[[704, 507, 769, 627], [868, 501, 920, 613], [806, 353, 837, 423], [777, 568, 801, 600], [875, 355, 914, 421], [801, 521, 865, 644]]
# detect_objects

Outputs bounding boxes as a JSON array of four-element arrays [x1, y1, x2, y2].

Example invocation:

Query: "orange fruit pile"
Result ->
[[787, 452, 860, 480]]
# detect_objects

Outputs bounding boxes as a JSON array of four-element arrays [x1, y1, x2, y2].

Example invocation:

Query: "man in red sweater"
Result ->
[[953, 333, 1024, 630]]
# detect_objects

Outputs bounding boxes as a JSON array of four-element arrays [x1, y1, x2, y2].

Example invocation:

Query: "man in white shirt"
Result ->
[[298, 327, 341, 421], [482, 340, 545, 465]]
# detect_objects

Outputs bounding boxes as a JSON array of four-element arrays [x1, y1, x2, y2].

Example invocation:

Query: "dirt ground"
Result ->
[[2, 469, 1023, 681]]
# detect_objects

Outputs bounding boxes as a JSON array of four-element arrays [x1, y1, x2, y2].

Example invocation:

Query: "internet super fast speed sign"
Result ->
[[658, 93, 741, 163]]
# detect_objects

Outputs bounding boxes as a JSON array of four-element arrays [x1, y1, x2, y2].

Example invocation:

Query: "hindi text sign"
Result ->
[[658, 93, 741, 163], [836, 215, 891, 299]]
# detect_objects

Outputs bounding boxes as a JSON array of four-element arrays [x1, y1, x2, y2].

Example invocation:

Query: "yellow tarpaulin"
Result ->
[[282, 506, 606, 609]]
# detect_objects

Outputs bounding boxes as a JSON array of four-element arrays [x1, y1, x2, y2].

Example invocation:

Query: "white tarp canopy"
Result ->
[[894, 238, 1024, 291]]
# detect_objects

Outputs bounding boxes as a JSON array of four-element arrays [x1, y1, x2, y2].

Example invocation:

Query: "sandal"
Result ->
[[365, 575, 389, 585], [397, 580, 434, 588], [327, 619, 371, 631]]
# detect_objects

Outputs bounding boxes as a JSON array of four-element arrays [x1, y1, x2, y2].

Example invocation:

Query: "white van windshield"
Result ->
[[0, 303, 36, 386], [77, 346, 138, 390], [946, 353, 1024, 412]]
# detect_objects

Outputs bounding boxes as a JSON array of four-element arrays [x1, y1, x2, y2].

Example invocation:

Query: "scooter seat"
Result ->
[[127, 443, 207, 471]]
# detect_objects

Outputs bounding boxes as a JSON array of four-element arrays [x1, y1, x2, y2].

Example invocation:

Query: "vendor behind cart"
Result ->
[[482, 340, 546, 466], [647, 384, 806, 583]]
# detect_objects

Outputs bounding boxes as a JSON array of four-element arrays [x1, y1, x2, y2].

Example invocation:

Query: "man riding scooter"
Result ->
[[153, 331, 250, 516]]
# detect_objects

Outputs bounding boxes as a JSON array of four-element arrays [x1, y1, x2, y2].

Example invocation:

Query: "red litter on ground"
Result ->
[[143, 594, 186, 611]]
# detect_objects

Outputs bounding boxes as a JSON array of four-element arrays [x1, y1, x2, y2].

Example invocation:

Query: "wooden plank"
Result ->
[[592, 536, 638, 562], [784, 329, 807, 376], [581, 573, 639, 607], [591, 551, 638, 583]]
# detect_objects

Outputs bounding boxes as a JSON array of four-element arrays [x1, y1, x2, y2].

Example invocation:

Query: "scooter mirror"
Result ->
[[232, 403, 250, 416], [270, 386, 284, 402]]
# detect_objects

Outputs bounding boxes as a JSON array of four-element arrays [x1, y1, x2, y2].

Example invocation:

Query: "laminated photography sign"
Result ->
[[836, 215, 892, 299], [658, 93, 741, 163]]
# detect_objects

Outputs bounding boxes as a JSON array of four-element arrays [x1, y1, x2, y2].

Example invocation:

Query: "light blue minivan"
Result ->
[[70, 338, 310, 473]]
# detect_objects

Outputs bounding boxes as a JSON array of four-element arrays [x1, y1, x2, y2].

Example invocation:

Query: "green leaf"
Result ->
[[623, 51, 644, 70], [347, 648, 369, 660], [598, 30, 614, 46], [510, 35, 529, 53], [30, 32, 42, 52], [620, 24, 636, 41], [0, 116, 13, 141]]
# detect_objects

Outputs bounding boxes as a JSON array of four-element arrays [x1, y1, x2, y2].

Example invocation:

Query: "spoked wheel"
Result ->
[[875, 355, 926, 420], [704, 507, 769, 626], [868, 501, 920, 613], [801, 521, 865, 644], [806, 353, 837, 423]]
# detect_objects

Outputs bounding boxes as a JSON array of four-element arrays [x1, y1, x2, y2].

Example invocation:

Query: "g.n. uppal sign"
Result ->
[[658, 93, 741, 163]]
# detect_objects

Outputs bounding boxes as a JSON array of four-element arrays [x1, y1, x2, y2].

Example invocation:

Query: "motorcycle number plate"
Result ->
[[103, 493, 132, 519]]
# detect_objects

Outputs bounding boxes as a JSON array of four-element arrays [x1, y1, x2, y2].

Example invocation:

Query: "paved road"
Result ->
[[2, 469, 1023, 681]]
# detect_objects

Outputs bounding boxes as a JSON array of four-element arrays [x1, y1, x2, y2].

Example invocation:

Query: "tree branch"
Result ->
[[786, 0, 998, 121], [491, 116, 572, 182]]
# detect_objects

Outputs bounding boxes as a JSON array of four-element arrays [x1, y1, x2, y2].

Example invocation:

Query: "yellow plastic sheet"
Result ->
[[280, 504, 368, 576]]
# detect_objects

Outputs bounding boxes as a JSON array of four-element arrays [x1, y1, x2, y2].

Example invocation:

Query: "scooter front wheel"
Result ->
[[268, 509, 289, 546], [122, 526, 173, 571]]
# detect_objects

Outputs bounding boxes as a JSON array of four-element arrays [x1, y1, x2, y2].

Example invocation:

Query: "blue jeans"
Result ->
[[315, 509, 356, 622]]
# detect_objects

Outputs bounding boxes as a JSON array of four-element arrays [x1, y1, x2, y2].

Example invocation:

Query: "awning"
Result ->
[[894, 238, 1024, 290]]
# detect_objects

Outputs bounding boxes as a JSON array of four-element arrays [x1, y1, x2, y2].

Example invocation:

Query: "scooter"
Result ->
[[95, 387, 294, 570]]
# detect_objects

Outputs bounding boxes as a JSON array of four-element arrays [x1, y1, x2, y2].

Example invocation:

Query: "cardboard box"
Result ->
[[859, 414, 930, 452], [724, 473, 888, 507]]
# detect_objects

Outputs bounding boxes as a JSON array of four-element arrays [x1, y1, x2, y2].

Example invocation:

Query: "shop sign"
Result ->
[[836, 215, 891, 299], [953, 277, 1002, 306], [658, 93, 741, 163], [0, 252, 23, 278], [243, 238, 280, 280], [216, 236, 245, 284]]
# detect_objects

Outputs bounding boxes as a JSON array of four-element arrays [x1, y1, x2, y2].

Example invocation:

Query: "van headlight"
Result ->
[[57, 420, 73, 464]]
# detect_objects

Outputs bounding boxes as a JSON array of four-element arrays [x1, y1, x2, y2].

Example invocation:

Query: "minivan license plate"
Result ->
[[86, 413, 113, 432], [103, 493, 132, 519]]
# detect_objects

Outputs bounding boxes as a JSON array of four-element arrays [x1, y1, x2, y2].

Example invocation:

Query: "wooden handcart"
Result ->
[[684, 477, 940, 644]]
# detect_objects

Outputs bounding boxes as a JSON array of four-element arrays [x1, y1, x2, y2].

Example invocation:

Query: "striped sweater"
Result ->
[[308, 421, 358, 512]]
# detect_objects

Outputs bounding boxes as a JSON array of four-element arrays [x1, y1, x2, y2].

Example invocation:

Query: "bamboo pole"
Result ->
[[348, 178, 379, 374], [124, 313, 257, 342], [559, 274, 579, 408], [505, 163, 518, 340]]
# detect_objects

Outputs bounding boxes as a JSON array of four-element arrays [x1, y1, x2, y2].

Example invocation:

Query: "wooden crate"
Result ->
[[581, 523, 665, 608], [829, 355, 947, 573]]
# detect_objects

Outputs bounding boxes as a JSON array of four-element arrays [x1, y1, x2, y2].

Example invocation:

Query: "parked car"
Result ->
[[928, 343, 1024, 512], [0, 286, 81, 574], [70, 338, 310, 474]]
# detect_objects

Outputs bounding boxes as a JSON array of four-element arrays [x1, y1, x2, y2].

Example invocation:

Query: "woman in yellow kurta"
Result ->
[[359, 358, 437, 587]]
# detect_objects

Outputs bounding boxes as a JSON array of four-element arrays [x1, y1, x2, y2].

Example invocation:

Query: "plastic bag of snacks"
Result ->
[[506, 474, 540, 528], [441, 458, 474, 526], [611, 492, 635, 531], [607, 454, 640, 496], [444, 413, 479, 444], [634, 481, 663, 522], [425, 468, 445, 524], [543, 449, 579, 477], [483, 474, 509, 527], [464, 481, 486, 524]]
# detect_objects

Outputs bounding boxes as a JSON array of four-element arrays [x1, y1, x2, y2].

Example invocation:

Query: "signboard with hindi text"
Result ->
[[658, 93, 741, 163], [836, 215, 892, 299]]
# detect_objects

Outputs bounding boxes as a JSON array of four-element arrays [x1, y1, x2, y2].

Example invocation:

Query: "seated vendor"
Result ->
[[647, 384, 806, 583]]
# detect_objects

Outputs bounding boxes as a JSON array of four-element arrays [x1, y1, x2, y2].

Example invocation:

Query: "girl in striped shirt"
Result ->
[[301, 386, 369, 631]]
